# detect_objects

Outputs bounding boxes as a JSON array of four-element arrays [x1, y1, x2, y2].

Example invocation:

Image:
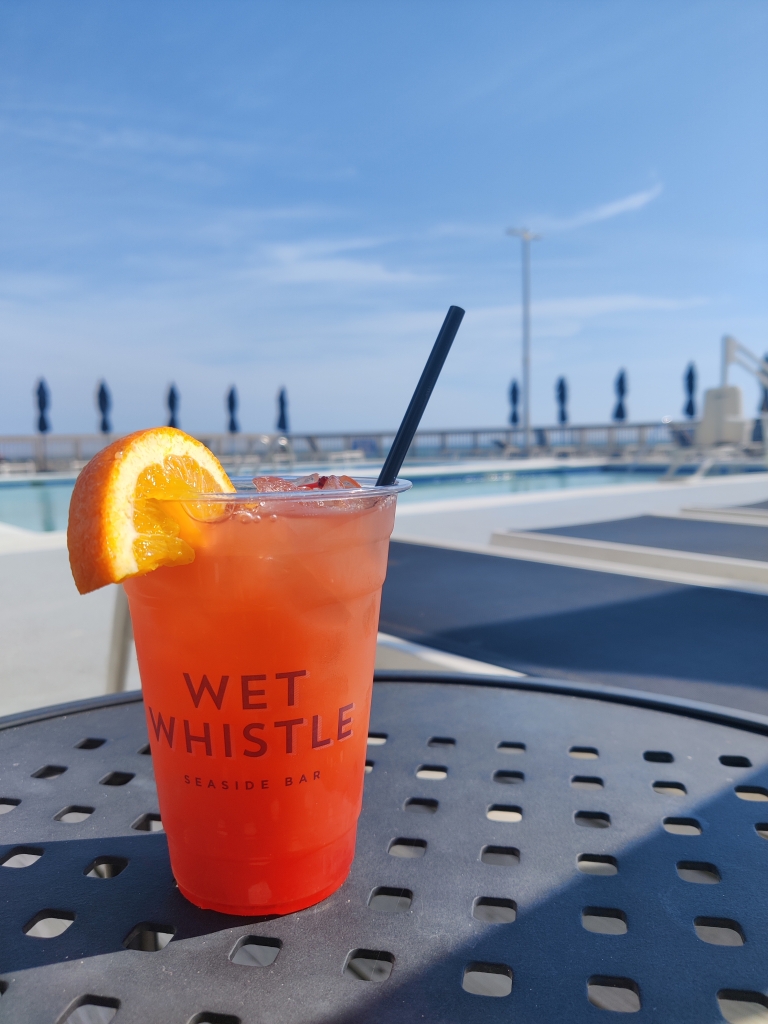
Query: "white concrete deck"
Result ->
[[0, 548, 127, 717], [0, 521, 67, 555], [392, 472, 768, 546]]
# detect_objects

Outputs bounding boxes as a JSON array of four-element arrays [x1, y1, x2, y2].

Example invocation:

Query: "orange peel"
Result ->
[[67, 427, 234, 594]]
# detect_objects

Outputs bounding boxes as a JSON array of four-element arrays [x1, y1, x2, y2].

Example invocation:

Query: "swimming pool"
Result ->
[[0, 463, 673, 532], [0, 477, 75, 533], [395, 465, 666, 504]]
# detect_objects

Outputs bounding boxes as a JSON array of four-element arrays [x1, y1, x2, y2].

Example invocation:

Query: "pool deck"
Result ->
[[2, 470, 768, 719], [0, 547, 121, 716], [392, 470, 768, 544], [0, 521, 67, 555]]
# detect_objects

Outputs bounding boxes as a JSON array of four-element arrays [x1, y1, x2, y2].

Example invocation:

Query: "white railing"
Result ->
[[0, 422, 694, 473]]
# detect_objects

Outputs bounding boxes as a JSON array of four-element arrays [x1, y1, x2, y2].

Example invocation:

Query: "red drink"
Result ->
[[123, 481, 406, 916]]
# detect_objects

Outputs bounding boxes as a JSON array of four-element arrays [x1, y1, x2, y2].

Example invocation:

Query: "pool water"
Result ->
[[397, 466, 666, 504], [0, 479, 75, 533], [0, 466, 669, 533]]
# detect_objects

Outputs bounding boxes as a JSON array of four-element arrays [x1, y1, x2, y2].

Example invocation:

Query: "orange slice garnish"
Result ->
[[67, 427, 235, 594]]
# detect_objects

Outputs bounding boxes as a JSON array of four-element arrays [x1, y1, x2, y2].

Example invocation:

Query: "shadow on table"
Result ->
[[330, 775, 768, 1024], [0, 832, 273, 972], [2, 775, 768, 1021]]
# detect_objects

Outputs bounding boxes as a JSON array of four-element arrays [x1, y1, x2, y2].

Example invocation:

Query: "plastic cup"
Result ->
[[123, 477, 409, 916]]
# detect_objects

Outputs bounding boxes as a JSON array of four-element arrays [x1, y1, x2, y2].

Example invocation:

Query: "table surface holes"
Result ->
[[2, 679, 768, 1023]]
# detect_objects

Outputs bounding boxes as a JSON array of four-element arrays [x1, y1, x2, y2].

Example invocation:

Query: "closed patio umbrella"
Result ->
[[556, 377, 568, 424], [277, 387, 289, 434], [613, 370, 627, 422], [97, 381, 112, 434], [227, 386, 239, 433], [35, 379, 50, 434], [167, 384, 179, 429]]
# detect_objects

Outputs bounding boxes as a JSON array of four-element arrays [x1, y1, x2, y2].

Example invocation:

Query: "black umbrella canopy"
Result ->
[[97, 381, 112, 434], [508, 379, 519, 426], [612, 369, 627, 422], [555, 376, 568, 424], [35, 378, 50, 434], [226, 386, 239, 433], [167, 384, 179, 429], [683, 363, 696, 420], [276, 387, 289, 434]]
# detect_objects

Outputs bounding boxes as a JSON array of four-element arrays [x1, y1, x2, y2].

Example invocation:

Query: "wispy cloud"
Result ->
[[242, 237, 429, 287], [0, 105, 260, 162], [456, 293, 705, 343], [533, 291, 697, 317], [417, 186, 664, 243], [0, 270, 83, 302], [536, 184, 663, 233]]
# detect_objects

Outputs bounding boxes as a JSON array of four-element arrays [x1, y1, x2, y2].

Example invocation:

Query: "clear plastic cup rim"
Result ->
[[159, 476, 412, 503]]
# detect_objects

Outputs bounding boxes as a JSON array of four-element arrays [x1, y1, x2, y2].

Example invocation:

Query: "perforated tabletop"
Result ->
[[2, 672, 768, 1024]]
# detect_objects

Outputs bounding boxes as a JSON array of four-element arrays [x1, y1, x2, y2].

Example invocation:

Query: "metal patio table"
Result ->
[[2, 670, 768, 1024]]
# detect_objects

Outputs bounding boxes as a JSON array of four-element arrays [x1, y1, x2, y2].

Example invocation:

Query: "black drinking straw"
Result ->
[[376, 305, 465, 487]]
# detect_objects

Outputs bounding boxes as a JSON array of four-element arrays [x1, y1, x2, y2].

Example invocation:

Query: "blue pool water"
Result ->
[[0, 478, 75, 533], [0, 465, 670, 532], [396, 466, 666, 504]]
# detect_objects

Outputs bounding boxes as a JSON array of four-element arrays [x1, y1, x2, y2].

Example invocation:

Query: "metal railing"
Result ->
[[0, 421, 697, 474]]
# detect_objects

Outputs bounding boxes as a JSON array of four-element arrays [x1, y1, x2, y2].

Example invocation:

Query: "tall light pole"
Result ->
[[506, 227, 540, 455]]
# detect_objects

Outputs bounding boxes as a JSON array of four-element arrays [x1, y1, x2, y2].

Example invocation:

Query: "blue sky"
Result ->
[[0, 1, 766, 435]]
